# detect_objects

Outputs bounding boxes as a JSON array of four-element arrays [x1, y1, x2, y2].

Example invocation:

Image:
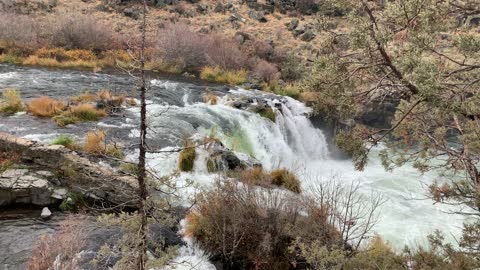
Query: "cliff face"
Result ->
[[0, 133, 138, 208]]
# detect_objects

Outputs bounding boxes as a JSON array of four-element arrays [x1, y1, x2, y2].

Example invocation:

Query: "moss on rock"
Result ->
[[178, 147, 196, 172]]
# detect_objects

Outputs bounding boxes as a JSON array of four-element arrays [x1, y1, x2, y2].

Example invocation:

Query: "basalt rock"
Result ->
[[0, 133, 138, 208], [0, 168, 65, 206]]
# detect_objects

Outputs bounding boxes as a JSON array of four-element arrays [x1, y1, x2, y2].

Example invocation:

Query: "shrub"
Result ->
[[51, 135, 78, 150], [47, 14, 118, 51], [34, 48, 97, 61], [69, 103, 106, 121], [106, 144, 124, 159], [238, 167, 272, 187], [0, 53, 21, 64], [27, 215, 87, 270], [70, 91, 97, 103], [83, 130, 106, 154], [0, 150, 19, 173], [0, 89, 23, 115], [203, 92, 218, 105], [187, 180, 299, 269], [120, 162, 139, 176], [255, 107, 276, 122], [27, 96, 65, 117], [253, 60, 280, 82], [263, 81, 302, 99], [200, 66, 248, 85], [156, 23, 249, 71], [52, 114, 78, 127], [205, 35, 248, 70], [97, 89, 113, 100], [156, 23, 209, 69], [178, 146, 196, 172], [59, 192, 86, 212], [270, 169, 301, 193], [0, 12, 41, 52], [279, 53, 305, 82], [22, 55, 60, 67], [296, 0, 319, 14], [125, 98, 137, 106]]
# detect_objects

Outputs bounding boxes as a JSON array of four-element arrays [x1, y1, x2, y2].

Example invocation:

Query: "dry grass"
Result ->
[[126, 98, 137, 106], [203, 92, 218, 105], [97, 89, 113, 100], [83, 130, 106, 154], [200, 66, 248, 85], [238, 167, 272, 187], [27, 96, 65, 117], [70, 91, 97, 103], [0, 150, 20, 173], [69, 103, 106, 121], [0, 89, 23, 114], [27, 215, 87, 270], [23, 55, 99, 69], [270, 168, 301, 193]]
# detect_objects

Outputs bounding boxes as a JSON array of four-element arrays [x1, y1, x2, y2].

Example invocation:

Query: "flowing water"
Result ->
[[0, 64, 466, 263]]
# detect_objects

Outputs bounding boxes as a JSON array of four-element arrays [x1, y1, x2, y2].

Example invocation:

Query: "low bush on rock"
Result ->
[[254, 107, 276, 122], [69, 103, 107, 121], [0, 150, 19, 173], [0, 89, 23, 115], [178, 145, 196, 172], [84, 130, 107, 154], [270, 168, 301, 193], [51, 135, 78, 150]]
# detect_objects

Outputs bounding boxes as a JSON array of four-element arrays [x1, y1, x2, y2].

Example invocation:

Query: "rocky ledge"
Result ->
[[0, 132, 138, 208]]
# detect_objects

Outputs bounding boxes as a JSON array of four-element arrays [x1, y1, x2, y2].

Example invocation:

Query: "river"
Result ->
[[0, 64, 466, 266]]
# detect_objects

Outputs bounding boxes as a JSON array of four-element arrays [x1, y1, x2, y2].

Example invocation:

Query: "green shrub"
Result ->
[[206, 158, 218, 173], [69, 103, 106, 121], [256, 107, 276, 122], [120, 163, 139, 176], [51, 135, 77, 150], [59, 192, 86, 212], [270, 169, 301, 193], [52, 113, 78, 127], [106, 144, 124, 159], [0, 89, 23, 115], [200, 66, 247, 85], [178, 147, 196, 172]]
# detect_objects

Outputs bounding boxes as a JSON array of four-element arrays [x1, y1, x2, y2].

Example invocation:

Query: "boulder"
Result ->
[[293, 24, 306, 37], [301, 29, 316, 41], [123, 8, 140, 20], [248, 10, 267, 22], [0, 169, 60, 206], [195, 3, 208, 14], [40, 207, 52, 219], [287, 18, 299, 31]]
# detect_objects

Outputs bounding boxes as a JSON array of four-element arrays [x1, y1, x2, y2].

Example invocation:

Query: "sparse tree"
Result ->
[[305, 0, 480, 256]]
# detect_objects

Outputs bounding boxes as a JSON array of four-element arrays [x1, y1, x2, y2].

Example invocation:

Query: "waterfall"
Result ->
[[139, 86, 465, 250]]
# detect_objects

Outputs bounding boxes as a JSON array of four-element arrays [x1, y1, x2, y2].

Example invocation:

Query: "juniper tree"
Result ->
[[303, 0, 480, 256]]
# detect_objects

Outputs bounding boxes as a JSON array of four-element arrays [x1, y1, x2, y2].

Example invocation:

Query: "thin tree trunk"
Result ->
[[137, 1, 148, 269]]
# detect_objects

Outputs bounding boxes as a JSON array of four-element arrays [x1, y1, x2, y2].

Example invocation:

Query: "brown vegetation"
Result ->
[[27, 215, 87, 270], [0, 89, 23, 115], [237, 167, 301, 193], [186, 178, 383, 269], [27, 96, 65, 117]]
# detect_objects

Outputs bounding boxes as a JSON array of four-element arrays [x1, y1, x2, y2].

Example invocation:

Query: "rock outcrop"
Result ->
[[0, 133, 138, 208], [0, 168, 67, 206]]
